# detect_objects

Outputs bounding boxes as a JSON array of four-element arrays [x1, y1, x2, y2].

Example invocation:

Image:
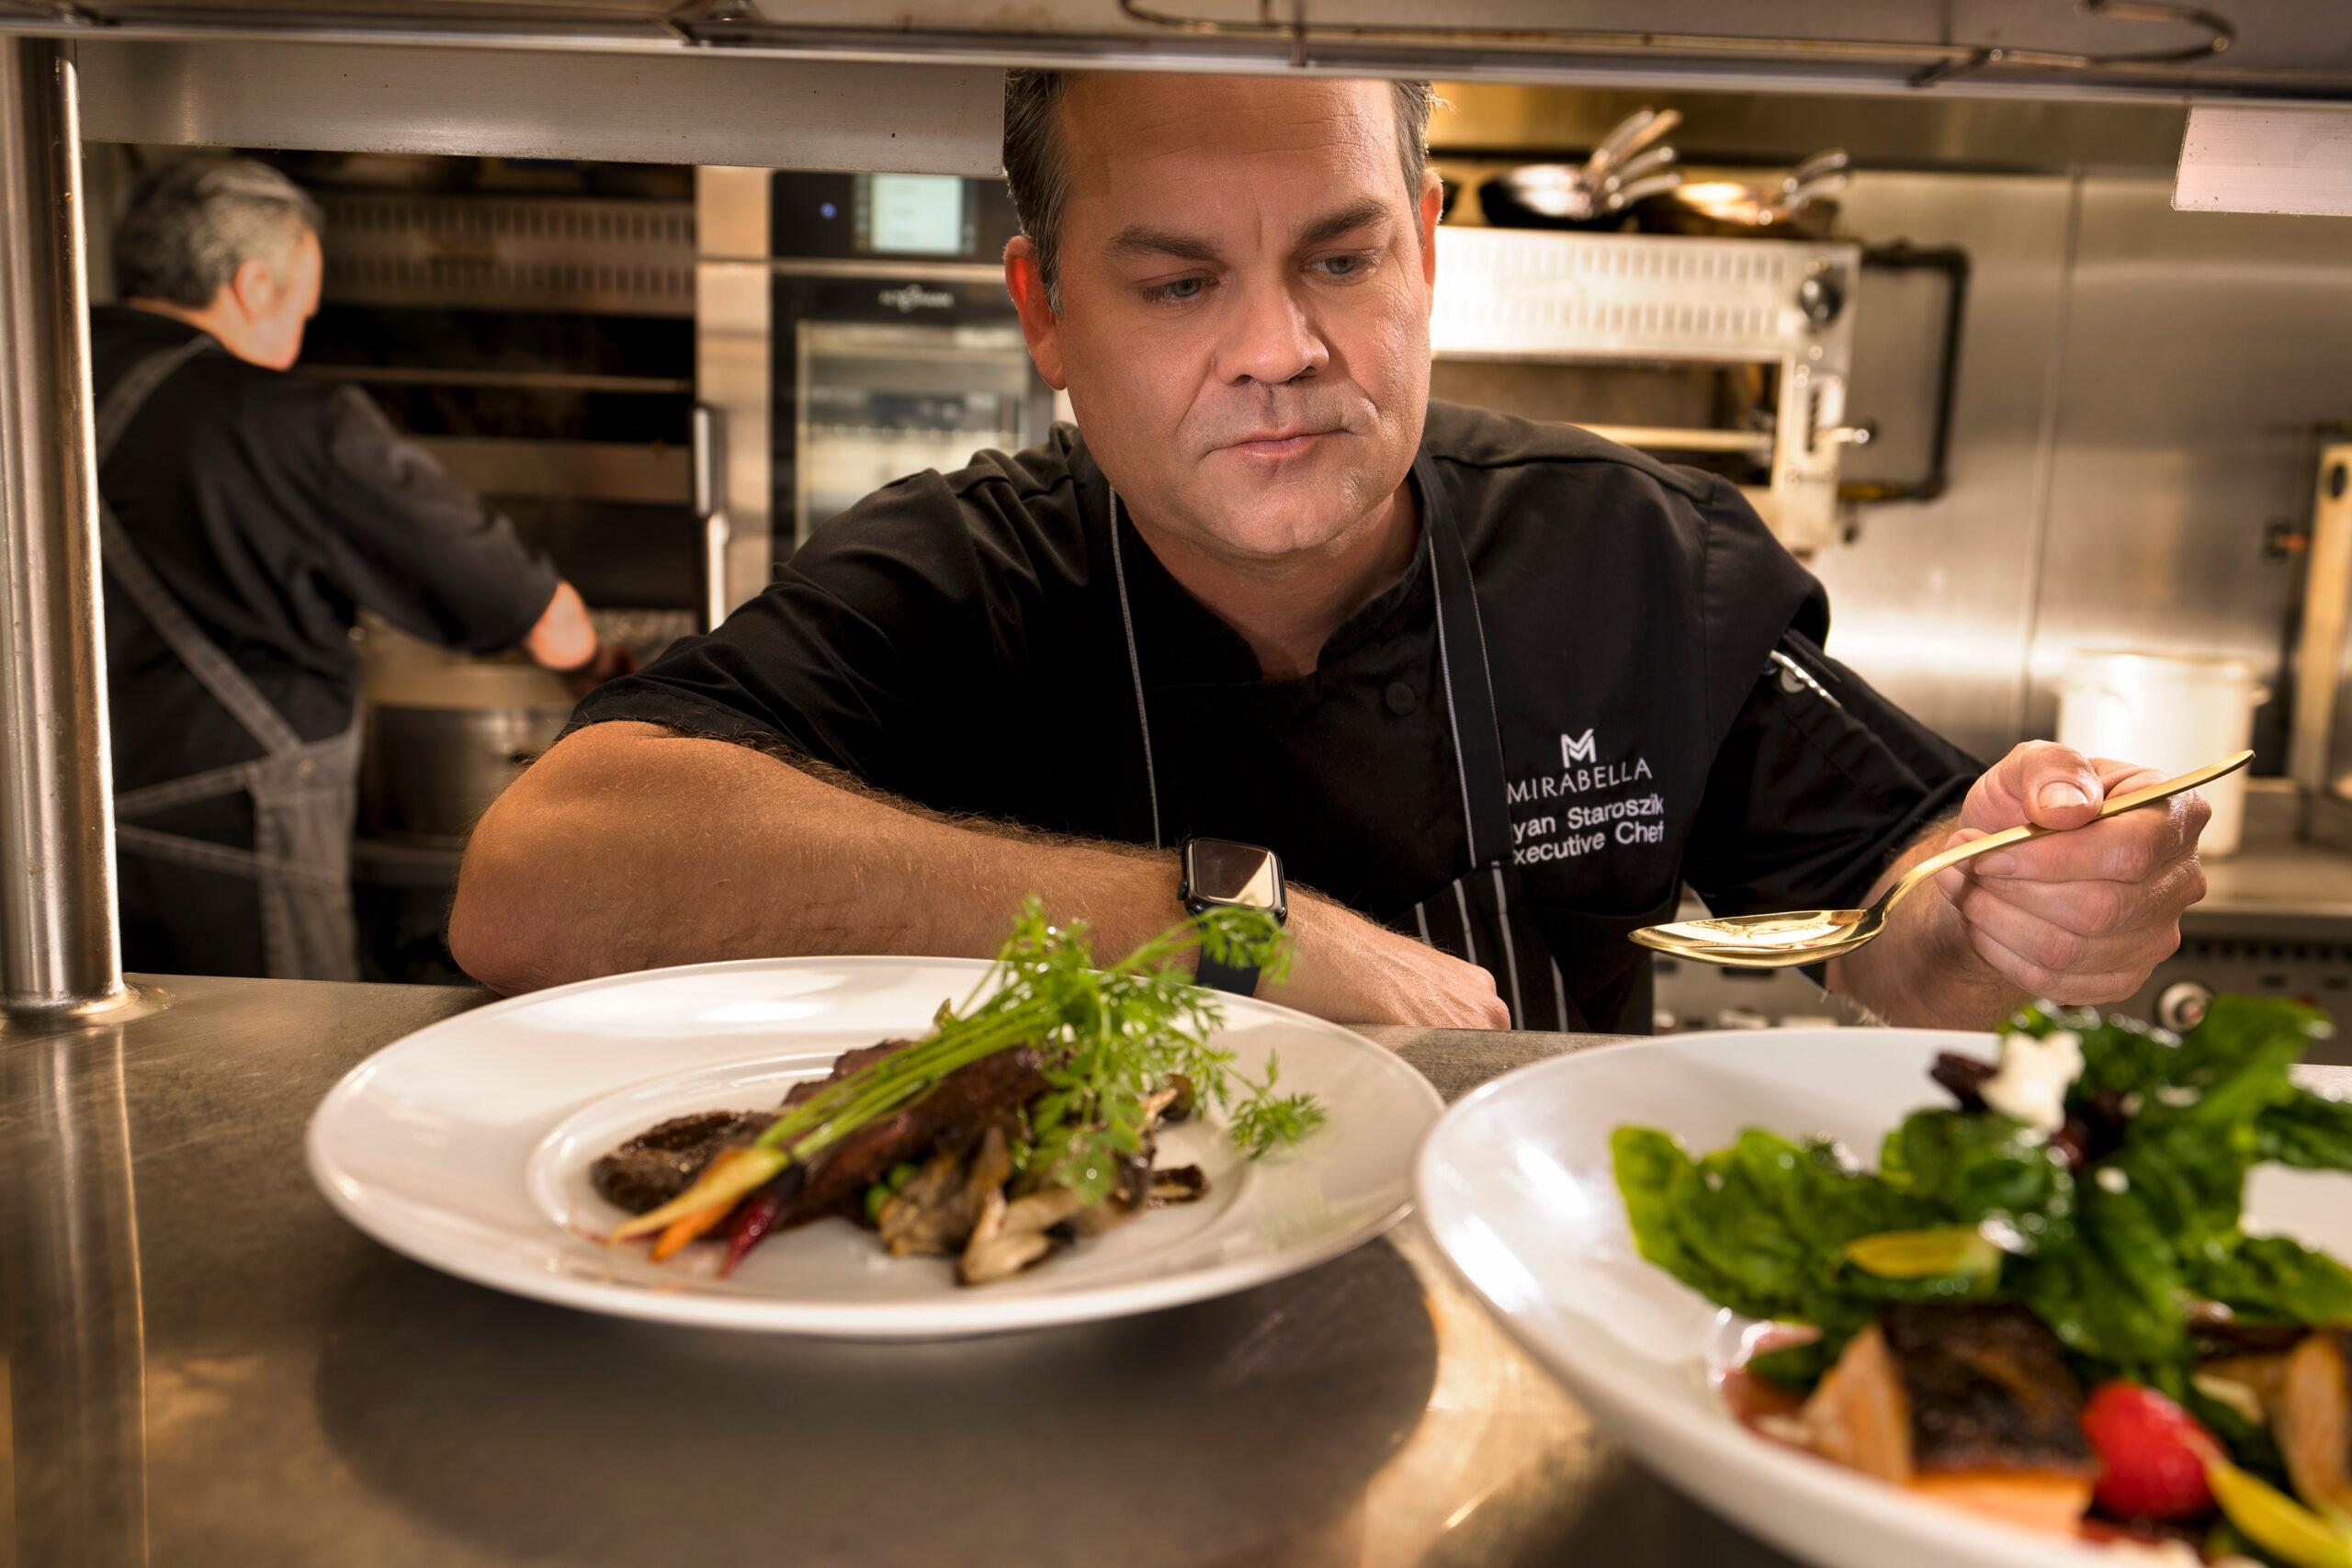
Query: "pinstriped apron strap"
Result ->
[[111, 755, 272, 818], [96, 337, 306, 759], [115, 824, 347, 890]]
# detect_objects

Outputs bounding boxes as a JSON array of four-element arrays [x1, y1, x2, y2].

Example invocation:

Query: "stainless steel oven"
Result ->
[[1428, 226, 1866, 556], [694, 166, 1057, 618]]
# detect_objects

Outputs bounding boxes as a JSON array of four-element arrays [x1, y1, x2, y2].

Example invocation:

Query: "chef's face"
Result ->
[[1008, 74, 1442, 565]]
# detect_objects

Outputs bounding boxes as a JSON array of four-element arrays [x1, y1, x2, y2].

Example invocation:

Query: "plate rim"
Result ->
[[1410, 1027, 2130, 1568], [306, 952, 1444, 1337]]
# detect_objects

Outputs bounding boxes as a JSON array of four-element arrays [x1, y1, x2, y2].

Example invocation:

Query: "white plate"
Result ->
[[1413, 1028, 2352, 1568], [307, 955, 1440, 1337]]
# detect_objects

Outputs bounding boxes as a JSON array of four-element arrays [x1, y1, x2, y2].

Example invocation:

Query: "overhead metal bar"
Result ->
[[76, 38, 1005, 172], [1109, 0, 2237, 85], [6, 1, 2352, 103]]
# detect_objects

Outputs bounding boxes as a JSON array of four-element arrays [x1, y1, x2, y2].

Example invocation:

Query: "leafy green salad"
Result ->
[[1612, 998, 2352, 1561]]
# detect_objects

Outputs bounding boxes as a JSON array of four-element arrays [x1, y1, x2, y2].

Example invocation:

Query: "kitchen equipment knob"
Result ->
[[1797, 273, 1846, 326], [2155, 980, 2212, 1033]]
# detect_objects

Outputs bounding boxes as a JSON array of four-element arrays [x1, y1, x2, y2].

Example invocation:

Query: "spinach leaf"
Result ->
[[1880, 1108, 2075, 1253], [1614, 1125, 1763, 1314], [2114, 1011, 2308, 1253], [2257, 1088, 2352, 1172], [2009, 1002, 2176, 1104], [2022, 1179, 2188, 1362], [2172, 996, 2331, 1090], [1611, 1125, 1937, 1326], [2188, 1234, 2352, 1326]]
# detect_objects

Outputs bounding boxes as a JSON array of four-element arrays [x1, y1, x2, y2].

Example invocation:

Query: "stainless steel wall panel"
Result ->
[[1803, 173, 2078, 762], [2025, 178, 2352, 756]]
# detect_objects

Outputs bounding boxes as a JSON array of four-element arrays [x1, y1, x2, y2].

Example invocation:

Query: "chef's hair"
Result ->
[[113, 157, 323, 309], [1001, 72, 1436, 312]]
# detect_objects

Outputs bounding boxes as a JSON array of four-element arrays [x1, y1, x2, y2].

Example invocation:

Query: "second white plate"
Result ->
[[1414, 1027, 2352, 1568]]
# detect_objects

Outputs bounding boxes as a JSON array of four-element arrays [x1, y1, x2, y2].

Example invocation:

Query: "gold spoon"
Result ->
[[1629, 750, 2253, 970]]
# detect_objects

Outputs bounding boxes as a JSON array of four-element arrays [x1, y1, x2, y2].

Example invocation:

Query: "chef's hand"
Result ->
[[1264, 894, 1512, 1030], [1930, 740, 2210, 1005], [557, 640, 641, 701]]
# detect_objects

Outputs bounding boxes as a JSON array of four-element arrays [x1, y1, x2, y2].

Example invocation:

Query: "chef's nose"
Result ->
[[1218, 277, 1329, 388]]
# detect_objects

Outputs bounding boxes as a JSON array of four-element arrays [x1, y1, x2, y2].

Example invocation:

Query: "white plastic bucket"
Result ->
[[2052, 649, 2268, 856]]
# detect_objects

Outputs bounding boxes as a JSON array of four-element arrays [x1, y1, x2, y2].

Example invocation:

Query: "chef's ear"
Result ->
[[1003, 235, 1068, 390], [1417, 168, 1443, 299], [226, 255, 279, 321]]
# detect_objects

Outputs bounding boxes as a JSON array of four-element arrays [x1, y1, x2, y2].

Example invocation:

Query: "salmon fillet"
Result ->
[[1799, 1304, 2097, 1535]]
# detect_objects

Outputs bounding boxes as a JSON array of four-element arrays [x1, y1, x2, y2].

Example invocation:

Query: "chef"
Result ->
[[451, 72, 2209, 1032], [98, 157, 633, 981]]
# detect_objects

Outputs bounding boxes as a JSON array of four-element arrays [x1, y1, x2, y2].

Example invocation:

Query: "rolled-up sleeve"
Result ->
[[310, 386, 560, 654]]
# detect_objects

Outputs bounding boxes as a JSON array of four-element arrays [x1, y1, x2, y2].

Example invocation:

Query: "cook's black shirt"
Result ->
[[571, 401, 1977, 1030], [96, 305, 560, 973]]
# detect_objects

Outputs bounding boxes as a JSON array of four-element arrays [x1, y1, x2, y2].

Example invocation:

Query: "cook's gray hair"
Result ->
[[1001, 72, 1435, 310], [114, 157, 323, 308]]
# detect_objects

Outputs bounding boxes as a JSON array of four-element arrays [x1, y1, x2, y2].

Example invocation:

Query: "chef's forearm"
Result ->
[[449, 720, 1193, 996], [1823, 825, 2023, 1029]]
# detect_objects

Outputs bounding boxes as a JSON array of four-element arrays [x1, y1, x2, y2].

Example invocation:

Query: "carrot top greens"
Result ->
[[612, 898, 1318, 1242]]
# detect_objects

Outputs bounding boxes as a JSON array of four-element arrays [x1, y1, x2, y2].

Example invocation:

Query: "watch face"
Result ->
[[1185, 839, 1282, 910]]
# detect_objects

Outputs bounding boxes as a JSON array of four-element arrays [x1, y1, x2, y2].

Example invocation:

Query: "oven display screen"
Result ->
[[861, 174, 966, 256]]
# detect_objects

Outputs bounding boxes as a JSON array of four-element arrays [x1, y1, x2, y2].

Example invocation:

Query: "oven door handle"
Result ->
[[692, 403, 729, 633]]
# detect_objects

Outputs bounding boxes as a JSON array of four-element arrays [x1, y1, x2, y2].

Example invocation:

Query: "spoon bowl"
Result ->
[[1631, 750, 2253, 969]]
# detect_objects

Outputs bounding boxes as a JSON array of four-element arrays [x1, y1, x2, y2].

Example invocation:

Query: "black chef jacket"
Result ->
[[570, 401, 1978, 1031], [96, 305, 561, 976]]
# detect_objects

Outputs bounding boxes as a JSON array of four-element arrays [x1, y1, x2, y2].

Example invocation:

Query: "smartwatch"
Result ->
[[1179, 838, 1287, 997]]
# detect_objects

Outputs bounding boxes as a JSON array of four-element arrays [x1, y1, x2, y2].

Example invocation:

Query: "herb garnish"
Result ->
[[611, 899, 1320, 1242], [991, 899, 1322, 1201]]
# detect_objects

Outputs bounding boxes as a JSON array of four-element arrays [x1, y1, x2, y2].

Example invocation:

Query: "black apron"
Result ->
[[97, 339, 364, 981], [1109, 491, 1567, 1030]]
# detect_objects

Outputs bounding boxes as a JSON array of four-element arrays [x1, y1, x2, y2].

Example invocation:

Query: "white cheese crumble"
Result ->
[[1982, 1029, 2084, 1134]]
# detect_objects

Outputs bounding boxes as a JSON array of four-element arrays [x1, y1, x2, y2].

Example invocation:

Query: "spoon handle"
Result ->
[[1895, 750, 2255, 892]]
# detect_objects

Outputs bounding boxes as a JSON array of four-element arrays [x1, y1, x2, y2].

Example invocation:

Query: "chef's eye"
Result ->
[[1313, 252, 1376, 281], [1145, 276, 1210, 305]]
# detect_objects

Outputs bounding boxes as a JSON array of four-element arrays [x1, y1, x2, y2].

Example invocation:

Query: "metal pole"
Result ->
[[0, 37, 127, 1020], [3, 1021, 153, 1565]]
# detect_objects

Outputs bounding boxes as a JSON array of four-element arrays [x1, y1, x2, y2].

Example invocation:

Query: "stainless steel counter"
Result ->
[[2194, 838, 2352, 929], [6, 977, 2347, 1568]]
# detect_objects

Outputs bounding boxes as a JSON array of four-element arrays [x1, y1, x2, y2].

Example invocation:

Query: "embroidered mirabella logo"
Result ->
[[1510, 728, 1663, 864]]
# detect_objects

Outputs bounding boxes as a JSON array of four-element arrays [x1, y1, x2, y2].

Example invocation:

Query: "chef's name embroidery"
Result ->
[[1506, 731, 1665, 866]]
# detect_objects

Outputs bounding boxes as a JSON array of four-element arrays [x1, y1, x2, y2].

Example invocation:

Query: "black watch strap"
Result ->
[[1193, 946, 1261, 998]]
